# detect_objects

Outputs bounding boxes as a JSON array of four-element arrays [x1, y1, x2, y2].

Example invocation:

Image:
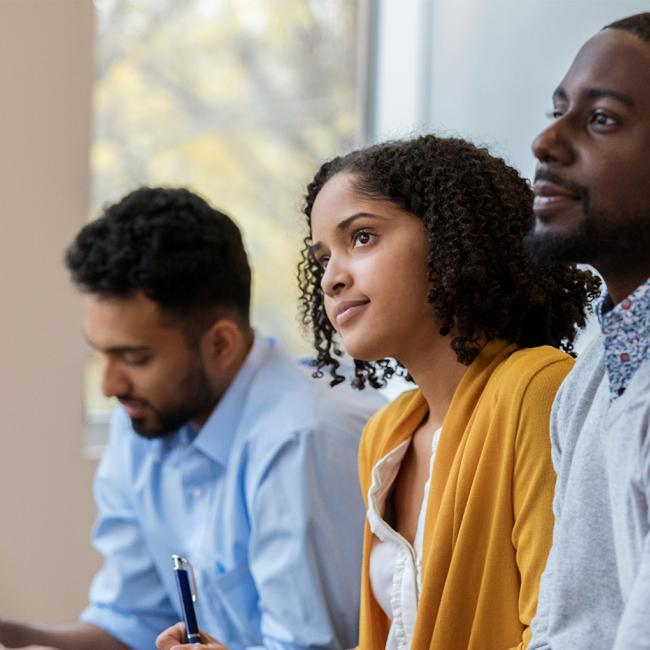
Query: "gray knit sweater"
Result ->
[[529, 336, 650, 649]]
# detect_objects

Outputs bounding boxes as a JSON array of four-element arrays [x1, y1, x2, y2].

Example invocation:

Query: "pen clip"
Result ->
[[172, 555, 199, 603], [186, 559, 198, 604]]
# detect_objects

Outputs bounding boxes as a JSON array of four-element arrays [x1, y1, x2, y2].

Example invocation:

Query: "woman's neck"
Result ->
[[400, 335, 470, 429]]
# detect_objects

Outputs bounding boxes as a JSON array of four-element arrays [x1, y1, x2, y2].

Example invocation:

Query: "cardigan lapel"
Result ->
[[414, 339, 517, 647]]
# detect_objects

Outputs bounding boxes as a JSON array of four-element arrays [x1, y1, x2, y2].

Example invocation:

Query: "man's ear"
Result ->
[[200, 319, 244, 371]]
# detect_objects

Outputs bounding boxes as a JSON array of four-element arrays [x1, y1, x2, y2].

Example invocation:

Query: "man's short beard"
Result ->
[[525, 207, 650, 270], [130, 358, 217, 440]]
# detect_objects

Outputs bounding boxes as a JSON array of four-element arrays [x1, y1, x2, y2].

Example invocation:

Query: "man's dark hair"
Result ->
[[298, 135, 601, 389], [605, 12, 650, 42], [66, 187, 251, 336]]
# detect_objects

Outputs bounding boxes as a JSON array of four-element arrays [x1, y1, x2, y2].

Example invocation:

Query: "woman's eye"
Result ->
[[546, 108, 564, 120], [352, 230, 375, 247], [317, 256, 329, 269]]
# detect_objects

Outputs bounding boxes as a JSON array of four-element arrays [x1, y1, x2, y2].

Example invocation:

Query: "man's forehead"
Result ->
[[558, 28, 650, 100], [82, 292, 177, 342]]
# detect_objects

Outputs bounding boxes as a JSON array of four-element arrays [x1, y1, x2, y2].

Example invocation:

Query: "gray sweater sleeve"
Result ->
[[612, 410, 650, 650]]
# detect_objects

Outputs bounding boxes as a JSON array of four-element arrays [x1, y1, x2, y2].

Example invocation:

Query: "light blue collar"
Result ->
[[192, 331, 271, 467], [146, 332, 273, 462]]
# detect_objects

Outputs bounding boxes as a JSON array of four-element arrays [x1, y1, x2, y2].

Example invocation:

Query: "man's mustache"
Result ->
[[117, 396, 150, 408], [534, 167, 589, 203]]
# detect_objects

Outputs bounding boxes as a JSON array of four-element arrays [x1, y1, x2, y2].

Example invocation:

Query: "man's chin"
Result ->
[[524, 227, 592, 267], [129, 416, 172, 440]]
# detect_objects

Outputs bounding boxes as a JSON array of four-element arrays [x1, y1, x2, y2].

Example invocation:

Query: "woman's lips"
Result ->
[[335, 300, 370, 326]]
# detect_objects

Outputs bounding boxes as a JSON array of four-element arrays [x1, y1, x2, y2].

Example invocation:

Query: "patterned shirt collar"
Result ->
[[596, 276, 650, 400]]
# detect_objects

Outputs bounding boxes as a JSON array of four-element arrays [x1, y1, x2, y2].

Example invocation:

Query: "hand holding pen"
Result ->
[[161, 555, 229, 650], [156, 622, 226, 650]]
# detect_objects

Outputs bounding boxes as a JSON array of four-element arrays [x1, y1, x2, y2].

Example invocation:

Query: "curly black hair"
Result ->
[[605, 12, 650, 43], [65, 186, 251, 336], [298, 135, 601, 388]]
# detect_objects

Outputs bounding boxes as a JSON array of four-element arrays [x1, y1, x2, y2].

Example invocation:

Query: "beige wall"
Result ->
[[0, 0, 100, 621]]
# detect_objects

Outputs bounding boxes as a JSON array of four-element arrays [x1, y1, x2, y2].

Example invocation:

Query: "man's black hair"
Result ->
[[605, 12, 650, 43], [65, 186, 251, 335]]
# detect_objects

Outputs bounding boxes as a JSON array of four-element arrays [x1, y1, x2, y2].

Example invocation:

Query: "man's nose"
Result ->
[[532, 115, 575, 166], [100, 358, 130, 398]]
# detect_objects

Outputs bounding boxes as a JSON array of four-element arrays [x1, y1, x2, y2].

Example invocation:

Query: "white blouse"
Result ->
[[367, 427, 442, 650]]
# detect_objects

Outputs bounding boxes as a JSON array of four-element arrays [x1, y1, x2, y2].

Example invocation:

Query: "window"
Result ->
[[86, 0, 366, 450]]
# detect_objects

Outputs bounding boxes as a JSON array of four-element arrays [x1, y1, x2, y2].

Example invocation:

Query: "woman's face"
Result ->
[[309, 172, 437, 363]]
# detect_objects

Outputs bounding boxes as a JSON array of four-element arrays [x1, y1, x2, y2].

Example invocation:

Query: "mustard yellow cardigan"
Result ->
[[357, 340, 573, 650]]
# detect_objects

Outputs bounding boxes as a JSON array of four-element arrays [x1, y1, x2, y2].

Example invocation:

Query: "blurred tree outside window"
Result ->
[[85, 0, 364, 452]]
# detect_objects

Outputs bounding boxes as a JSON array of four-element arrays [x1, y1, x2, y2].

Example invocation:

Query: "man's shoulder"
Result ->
[[553, 335, 606, 411], [241, 348, 386, 444]]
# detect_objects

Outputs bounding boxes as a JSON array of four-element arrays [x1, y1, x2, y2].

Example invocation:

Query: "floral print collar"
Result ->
[[597, 276, 650, 400]]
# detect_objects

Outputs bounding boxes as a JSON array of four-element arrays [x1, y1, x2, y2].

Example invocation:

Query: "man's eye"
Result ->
[[591, 110, 616, 127], [123, 354, 150, 366], [546, 108, 564, 120]]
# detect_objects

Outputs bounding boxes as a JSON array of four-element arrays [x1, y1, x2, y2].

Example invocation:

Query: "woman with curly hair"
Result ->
[[296, 135, 599, 650], [156, 135, 599, 650]]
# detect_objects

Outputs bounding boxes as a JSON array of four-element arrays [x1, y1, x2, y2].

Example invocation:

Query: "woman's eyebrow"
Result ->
[[336, 212, 380, 231], [310, 212, 381, 257]]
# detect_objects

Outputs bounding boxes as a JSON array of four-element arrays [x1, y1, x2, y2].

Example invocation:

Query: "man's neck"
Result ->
[[189, 328, 256, 432], [603, 269, 650, 305]]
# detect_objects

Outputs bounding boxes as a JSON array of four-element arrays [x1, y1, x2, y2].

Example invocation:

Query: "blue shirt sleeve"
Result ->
[[246, 427, 365, 650], [80, 411, 178, 650]]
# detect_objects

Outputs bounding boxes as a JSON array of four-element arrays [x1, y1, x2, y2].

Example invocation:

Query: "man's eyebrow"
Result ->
[[586, 87, 634, 107], [552, 84, 634, 107], [103, 345, 151, 355], [83, 334, 150, 355], [310, 212, 380, 257]]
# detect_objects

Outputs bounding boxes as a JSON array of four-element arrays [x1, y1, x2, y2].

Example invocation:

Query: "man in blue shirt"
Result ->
[[0, 187, 383, 650]]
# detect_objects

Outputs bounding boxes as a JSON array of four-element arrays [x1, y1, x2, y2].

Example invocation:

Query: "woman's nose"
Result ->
[[320, 256, 351, 297]]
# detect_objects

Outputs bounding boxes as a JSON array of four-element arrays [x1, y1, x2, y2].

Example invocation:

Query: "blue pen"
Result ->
[[172, 555, 201, 644]]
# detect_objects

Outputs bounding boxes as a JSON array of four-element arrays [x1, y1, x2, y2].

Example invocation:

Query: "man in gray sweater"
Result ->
[[525, 12, 650, 650]]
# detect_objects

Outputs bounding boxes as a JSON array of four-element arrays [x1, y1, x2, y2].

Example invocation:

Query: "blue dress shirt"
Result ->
[[80, 335, 385, 650]]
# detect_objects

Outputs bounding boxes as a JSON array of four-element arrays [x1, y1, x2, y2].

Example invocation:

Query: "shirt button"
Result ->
[[190, 487, 204, 499]]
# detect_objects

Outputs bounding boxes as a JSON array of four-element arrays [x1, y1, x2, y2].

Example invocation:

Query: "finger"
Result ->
[[198, 630, 222, 645], [155, 621, 186, 649], [169, 634, 227, 650]]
